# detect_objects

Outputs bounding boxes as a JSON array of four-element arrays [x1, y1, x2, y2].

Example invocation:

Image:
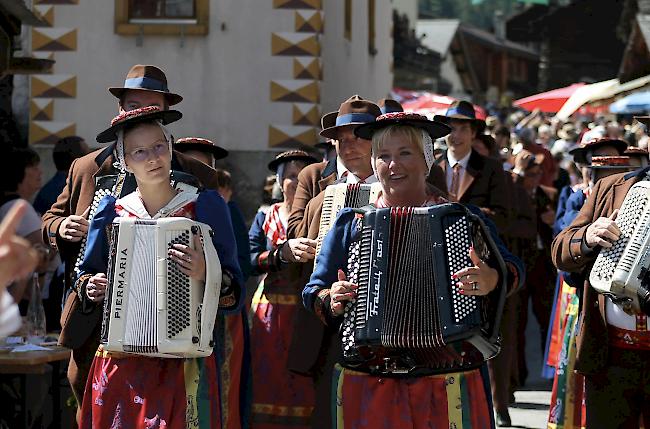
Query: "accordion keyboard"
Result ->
[[444, 216, 478, 323], [166, 230, 192, 339], [74, 186, 113, 275], [591, 187, 648, 283]]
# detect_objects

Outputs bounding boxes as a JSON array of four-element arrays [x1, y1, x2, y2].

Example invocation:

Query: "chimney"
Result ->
[[493, 10, 505, 40]]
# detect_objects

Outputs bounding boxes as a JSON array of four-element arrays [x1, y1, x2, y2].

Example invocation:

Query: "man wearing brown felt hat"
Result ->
[[551, 116, 650, 427], [41, 64, 225, 423]]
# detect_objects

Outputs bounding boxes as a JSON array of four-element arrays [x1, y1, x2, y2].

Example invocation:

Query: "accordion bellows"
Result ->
[[342, 204, 507, 375], [101, 217, 222, 358], [590, 180, 650, 314]]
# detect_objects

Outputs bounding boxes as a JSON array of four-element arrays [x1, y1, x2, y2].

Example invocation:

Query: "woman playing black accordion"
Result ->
[[302, 112, 524, 428]]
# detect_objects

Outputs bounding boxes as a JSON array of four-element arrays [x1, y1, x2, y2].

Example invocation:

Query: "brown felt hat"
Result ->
[[320, 95, 381, 140], [268, 150, 318, 172], [175, 137, 228, 160], [569, 138, 628, 164], [109, 64, 183, 106], [316, 111, 338, 148]]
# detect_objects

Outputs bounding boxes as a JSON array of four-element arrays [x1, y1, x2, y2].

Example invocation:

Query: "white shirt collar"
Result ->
[[447, 149, 472, 170], [336, 157, 348, 180], [116, 183, 199, 219], [336, 157, 378, 184]]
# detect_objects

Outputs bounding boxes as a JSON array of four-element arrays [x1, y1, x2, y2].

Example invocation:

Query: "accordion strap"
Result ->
[[352, 204, 376, 216]]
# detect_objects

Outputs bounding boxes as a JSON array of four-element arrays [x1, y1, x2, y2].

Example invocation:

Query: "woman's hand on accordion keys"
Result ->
[[453, 247, 498, 296], [168, 231, 206, 282], [86, 273, 107, 302], [330, 269, 358, 316]]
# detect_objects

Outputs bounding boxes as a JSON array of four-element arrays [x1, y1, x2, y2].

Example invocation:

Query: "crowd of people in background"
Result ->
[[1, 62, 649, 428]]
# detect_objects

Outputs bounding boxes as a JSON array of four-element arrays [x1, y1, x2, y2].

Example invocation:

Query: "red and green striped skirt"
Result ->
[[333, 364, 492, 429], [80, 347, 220, 428]]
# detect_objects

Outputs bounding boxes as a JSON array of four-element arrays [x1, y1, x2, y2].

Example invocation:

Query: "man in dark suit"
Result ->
[[433, 100, 509, 230], [41, 65, 222, 419]]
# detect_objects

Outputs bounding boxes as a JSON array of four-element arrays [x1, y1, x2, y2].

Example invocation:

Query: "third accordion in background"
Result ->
[[341, 203, 507, 376]]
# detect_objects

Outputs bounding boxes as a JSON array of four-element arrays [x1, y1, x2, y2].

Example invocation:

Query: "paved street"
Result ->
[[505, 303, 552, 429]]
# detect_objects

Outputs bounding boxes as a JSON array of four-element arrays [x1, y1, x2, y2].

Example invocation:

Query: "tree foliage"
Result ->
[[419, 0, 523, 29]]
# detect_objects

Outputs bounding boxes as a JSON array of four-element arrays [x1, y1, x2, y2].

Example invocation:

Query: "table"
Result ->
[[0, 346, 71, 428]]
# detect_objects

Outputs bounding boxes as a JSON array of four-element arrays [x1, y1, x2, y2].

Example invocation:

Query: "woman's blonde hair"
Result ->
[[371, 125, 434, 173]]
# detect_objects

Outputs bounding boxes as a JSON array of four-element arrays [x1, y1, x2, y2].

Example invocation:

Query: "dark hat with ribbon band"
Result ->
[[433, 100, 485, 128], [377, 98, 404, 115], [569, 138, 628, 165], [109, 65, 183, 106], [175, 137, 229, 160], [316, 111, 338, 148], [268, 150, 318, 172], [354, 112, 451, 140], [590, 156, 634, 169], [96, 105, 182, 143], [320, 95, 381, 140]]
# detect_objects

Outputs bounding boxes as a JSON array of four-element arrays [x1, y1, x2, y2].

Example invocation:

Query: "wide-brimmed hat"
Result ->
[[96, 105, 182, 143], [512, 149, 544, 176], [268, 150, 318, 172], [354, 112, 451, 141], [433, 100, 485, 128], [590, 156, 634, 169], [108, 65, 183, 106], [175, 137, 228, 160], [377, 98, 403, 115], [320, 95, 381, 140], [624, 146, 649, 157], [568, 137, 628, 164], [316, 111, 338, 148]]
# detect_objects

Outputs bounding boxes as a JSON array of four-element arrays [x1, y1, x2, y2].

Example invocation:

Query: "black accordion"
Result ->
[[341, 203, 507, 375]]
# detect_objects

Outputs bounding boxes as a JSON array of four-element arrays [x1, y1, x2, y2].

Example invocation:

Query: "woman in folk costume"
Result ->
[[248, 150, 318, 428], [302, 112, 524, 428], [77, 106, 243, 428]]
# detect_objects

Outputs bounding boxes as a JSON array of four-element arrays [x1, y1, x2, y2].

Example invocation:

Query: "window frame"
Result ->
[[344, 0, 352, 41], [115, 0, 209, 36]]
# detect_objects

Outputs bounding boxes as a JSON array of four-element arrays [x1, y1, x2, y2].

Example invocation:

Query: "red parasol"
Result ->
[[513, 83, 586, 113], [402, 93, 486, 120]]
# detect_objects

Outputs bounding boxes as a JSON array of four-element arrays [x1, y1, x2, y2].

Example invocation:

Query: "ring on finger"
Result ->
[[471, 282, 479, 291]]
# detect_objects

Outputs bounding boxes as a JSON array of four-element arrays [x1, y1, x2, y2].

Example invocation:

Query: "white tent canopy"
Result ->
[[554, 74, 650, 121]]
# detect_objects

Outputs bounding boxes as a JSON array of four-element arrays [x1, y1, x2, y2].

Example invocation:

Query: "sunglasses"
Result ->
[[126, 142, 169, 163]]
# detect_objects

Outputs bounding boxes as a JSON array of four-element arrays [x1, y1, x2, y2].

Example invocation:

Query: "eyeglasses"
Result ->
[[126, 142, 169, 162]]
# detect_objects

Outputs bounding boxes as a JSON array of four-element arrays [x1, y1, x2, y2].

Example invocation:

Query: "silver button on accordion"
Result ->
[[341, 203, 507, 375], [101, 217, 222, 358], [589, 180, 650, 315], [316, 183, 381, 259]]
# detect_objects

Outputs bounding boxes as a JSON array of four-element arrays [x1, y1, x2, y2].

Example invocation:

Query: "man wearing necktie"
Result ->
[[434, 100, 513, 426], [433, 100, 509, 230]]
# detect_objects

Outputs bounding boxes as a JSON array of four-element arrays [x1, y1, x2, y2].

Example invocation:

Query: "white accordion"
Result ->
[[590, 180, 650, 314], [101, 217, 222, 358], [315, 183, 381, 258]]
